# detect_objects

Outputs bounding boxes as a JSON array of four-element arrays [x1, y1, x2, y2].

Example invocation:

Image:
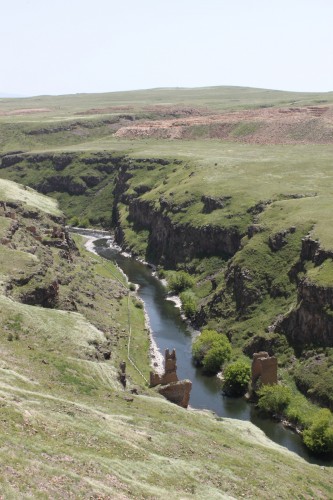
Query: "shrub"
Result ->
[[258, 384, 292, 415], [78, 217, 90, 228], [303, 409, 333, 454], [158, 268, 166, 279], [69, 216, 79, 227], [223, 360, 251, 396], [180, 290, 197, 317], [294, 356, 333, 410], [202, 343, 231, 374], [168, 271, 194, 294], [192, 329, 221, 364], [285, 395, 313, 429], [192, 329, 231, 374]]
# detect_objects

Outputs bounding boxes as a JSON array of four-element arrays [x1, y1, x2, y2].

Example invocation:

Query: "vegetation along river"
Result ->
[[83, 231, 330, 465]]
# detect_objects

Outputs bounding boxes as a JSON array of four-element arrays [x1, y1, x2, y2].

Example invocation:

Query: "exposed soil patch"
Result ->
[[0, 108, 51, 116], [114, 105, 333, 144]]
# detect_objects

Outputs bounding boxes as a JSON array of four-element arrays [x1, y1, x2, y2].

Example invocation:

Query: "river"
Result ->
[[76, 230, 331, 465]]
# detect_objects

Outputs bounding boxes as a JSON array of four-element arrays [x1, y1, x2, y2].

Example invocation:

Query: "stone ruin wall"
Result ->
[[251, 351, 278, 386]]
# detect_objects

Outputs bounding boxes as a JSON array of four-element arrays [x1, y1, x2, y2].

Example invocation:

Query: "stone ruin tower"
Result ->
[[150, 349, 192, 408], [251, 351, 278, 388]]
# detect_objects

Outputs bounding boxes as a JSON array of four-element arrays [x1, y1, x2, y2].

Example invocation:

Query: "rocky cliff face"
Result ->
[[1, 152, 243, 266], [275, 236, 333, 348], [0, 151, 128, 227], [276, 278, 333, 348], [301, 235, 333, 265], [114, 183, 242, 266], [225, 264, 262, 313]]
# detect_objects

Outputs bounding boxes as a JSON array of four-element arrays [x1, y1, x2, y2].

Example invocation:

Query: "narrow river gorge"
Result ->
[[75, 229, 330, 465]]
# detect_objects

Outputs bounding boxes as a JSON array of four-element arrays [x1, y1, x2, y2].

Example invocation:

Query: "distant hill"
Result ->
[[1, 85, 333, 146], [1, 86, 333, 115]]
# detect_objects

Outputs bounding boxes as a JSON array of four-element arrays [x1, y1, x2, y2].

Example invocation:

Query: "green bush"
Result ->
[[285, 394, 313, 429], [168, 271, 194, 294], [294, 356, 333, 410], [223, 360, 251, 396], [69, 216, 80, 226], [258, 384, 292, 414], [157, 268, 166, 279], [303, 409, 333, 454], [180, 290, 197, 317], [192, 329, 221, 364], [134, 299, 143, 309], [192, 329, 231, 374], [202, 344, 231, 374], [78, 217, 90, 228]]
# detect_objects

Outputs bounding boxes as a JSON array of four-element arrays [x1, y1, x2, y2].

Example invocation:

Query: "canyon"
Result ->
[[1, 86, 333, 496]]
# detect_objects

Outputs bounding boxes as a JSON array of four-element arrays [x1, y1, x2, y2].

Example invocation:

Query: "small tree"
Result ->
[[192, 329, 222, 365], [192, 329, 231, 374], [303, 409, 333, 454], [202, 343, 231, 374], [223, 360, 251, 396], [180, 290, 197, 318], [168, 271, 194, 294], [257, 384, 292, 415], [69, 215, 80, 227]]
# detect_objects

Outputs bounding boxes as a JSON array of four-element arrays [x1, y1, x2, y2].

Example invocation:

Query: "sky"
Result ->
[[1, 0, 332, 96]]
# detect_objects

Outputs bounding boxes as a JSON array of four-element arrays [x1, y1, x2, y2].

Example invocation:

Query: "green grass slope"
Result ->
[[1, 181, 332, 497], [0, 178, 61, 216]]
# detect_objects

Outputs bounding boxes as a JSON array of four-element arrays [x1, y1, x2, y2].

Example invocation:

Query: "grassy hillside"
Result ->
[[1, 180, 333, 497], [0, 178, 61, 216]]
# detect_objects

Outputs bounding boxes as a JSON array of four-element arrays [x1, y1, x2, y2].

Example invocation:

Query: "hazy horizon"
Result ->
[[1, 83, 333, 101]]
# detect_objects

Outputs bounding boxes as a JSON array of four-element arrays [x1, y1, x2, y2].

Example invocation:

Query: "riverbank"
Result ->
[[74, 229, 165, 376]]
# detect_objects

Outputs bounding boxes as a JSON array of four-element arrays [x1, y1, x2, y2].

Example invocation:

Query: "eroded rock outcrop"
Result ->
[[20, 279, 59, 308], [226, 264, 262, 313], [276, 278, 333, 348], [272, 233, 333, 349], [201, 195, 231, 214], [115, 197, 242, 265], [150, 349, 192, 408], [268, 226, 296, 252], [301, 235, 333, 265]]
